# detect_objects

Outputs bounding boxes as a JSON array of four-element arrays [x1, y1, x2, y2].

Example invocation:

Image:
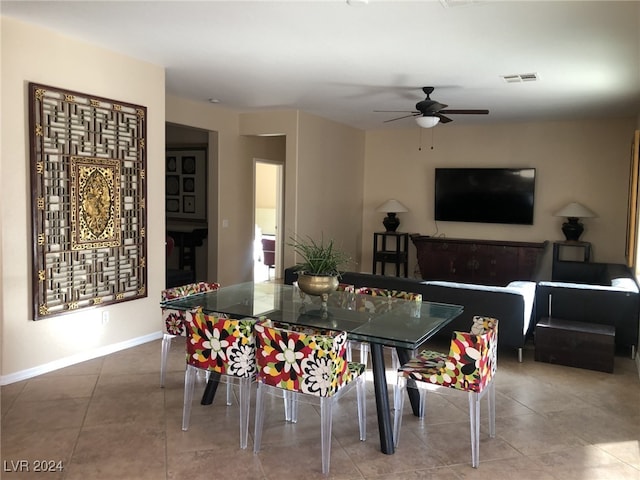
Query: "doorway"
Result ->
[[254, 160, 283, 282], [165, 123, 217, 287]]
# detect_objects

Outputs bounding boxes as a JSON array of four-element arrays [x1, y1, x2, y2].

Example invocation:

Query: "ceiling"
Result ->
[[2, 0, 639, 130]]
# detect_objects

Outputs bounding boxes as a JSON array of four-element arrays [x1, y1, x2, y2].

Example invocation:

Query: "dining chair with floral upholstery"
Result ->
[[253, 319, 366, 475], [160, 281, 221, 387], [393, 316, 499, 468], [182, 308, 257, 449]]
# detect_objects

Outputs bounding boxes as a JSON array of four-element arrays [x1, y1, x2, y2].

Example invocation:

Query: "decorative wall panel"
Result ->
[[29, 83, 147, 320]]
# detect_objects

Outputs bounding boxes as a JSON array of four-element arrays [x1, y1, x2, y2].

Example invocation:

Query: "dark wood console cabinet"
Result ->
[[411, 236, 547, 286]]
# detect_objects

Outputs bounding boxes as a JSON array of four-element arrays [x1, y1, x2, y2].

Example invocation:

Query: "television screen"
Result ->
[[434, 168, 536, 225]]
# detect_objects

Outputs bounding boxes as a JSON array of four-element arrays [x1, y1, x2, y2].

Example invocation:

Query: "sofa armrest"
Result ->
[[422, 281, 532, 350]]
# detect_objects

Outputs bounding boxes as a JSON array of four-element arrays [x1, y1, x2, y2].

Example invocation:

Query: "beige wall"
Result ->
[[363, 118, 638, 276], [0, 18, 166, 380], [295, 112, 366, 269]]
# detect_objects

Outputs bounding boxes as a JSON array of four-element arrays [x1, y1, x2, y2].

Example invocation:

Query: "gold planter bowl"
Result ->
[[296, 273, 339, 297]]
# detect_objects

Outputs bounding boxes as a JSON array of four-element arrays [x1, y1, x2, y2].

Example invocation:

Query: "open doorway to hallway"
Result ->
[[254, 160, 283, 283], [165, 123, 217, 287]]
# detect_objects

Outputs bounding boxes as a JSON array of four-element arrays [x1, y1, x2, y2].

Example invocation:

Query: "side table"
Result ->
[[373, 232, 409, 277], [552, 240, 592, 281], [553, 240, 591, 263]]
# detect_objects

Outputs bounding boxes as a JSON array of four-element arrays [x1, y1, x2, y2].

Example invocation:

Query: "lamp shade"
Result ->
[[376, 199, 408, 232], [554, 202, 597, 218], [376, 199, 409, 213], [415, 116, 440, 128]]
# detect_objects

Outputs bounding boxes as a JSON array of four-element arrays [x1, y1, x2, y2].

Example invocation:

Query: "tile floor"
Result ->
[[1, 338, 639, 479]]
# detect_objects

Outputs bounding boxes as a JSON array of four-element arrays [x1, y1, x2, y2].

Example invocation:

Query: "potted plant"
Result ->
[[289, 235, 350, 296]]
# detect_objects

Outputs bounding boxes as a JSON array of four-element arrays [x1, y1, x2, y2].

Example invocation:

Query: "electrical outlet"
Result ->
[[102, 311, 109, 325]]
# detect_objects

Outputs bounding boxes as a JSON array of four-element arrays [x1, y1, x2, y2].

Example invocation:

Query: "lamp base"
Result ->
[[382, 213, 400, 232], [561, 217, 584, 241]]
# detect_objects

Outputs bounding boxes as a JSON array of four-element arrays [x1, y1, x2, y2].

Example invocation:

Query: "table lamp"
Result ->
[[554, 202, 596, 241], [376, 199, 409, 232]]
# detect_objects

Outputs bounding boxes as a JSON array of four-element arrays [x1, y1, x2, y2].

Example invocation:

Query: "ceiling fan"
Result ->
[[375, 86, 489, 127]]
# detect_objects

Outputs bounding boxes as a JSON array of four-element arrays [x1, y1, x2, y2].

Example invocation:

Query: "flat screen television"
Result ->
[[434, 168, 536, 225]]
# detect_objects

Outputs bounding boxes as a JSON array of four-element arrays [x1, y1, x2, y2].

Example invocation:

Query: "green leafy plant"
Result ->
[[289, 235, 350, 276]]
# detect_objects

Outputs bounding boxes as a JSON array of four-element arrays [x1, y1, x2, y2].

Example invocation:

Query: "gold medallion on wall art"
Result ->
[[70, 157, 122, 250]]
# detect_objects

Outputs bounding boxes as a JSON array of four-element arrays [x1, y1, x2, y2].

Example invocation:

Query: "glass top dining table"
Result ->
[[161, 281, 464, 455]]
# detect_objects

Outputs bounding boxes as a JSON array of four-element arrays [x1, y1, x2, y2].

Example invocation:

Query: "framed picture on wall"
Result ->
[[183, 195, 196, 213], [165, 148, 207, 221], [166, 198, 180, 213], [183, 177, 195, 192]]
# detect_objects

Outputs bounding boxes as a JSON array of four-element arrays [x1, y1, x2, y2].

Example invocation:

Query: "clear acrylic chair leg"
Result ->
[[356, 375, 367, 441], [360, 342, 369, 367], [226, 381, 233, 406], [488, 381, 496, 438], [320, 397, 333, 475], [283, 390, 298, 423], [160, 333, 173, 387], [182, 365, 196, 431], [468, 391, 481, 468], [393, 376, 407, 447], [253, 382, 266, 454], [238, 377, 251, 449]]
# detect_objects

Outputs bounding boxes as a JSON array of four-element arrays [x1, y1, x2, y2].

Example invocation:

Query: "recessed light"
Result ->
[[208, 98, 220, 104]]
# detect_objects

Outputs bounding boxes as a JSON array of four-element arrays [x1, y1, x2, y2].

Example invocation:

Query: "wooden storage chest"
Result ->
[[411, 236, 547, 286], [534, 317, 615, 373]]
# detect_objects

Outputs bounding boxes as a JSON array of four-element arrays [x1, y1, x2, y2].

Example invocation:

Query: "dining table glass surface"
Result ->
[[161, 281, 463, 455], [160, 281, 463, 350]]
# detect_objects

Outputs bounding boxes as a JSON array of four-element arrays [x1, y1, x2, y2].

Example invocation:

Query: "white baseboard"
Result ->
[[0, 331, 163, 386]]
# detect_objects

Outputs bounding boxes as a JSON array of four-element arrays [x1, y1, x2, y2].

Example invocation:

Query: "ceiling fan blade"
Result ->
[[436, 113, 453, 124], [439, 109, 489, 115], [374, 110, 419, 113], [383, 113, 420, 123]]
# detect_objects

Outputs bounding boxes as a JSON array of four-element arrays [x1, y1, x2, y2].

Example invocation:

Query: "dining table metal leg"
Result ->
[[395, 347, 422, 416], [200, 373, 221, 405], [370, 343, 394, 454]]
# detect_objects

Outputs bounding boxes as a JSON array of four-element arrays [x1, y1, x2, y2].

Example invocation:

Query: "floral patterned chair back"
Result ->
[[351, 286, 423, 368], [355, 286, 422, 313], [184, 308, 256, 377], [393, 316, 499, 468], [159, 281, 220, 387], [181, 308, 257, 449], [254, 320, 361, 396], [253, 319, 366, 474]]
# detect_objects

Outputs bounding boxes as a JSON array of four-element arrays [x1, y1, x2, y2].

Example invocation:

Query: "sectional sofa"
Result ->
[[284, 268, 537, 361], [284, 258, 640, 361]]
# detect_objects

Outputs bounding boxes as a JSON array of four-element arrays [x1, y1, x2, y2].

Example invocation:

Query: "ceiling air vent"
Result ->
[[501, 73, 539, 83], [439, 0, 483, 7]]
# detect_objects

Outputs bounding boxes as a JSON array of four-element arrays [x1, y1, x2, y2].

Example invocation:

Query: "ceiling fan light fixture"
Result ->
[[415, 116, 440, 128]]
